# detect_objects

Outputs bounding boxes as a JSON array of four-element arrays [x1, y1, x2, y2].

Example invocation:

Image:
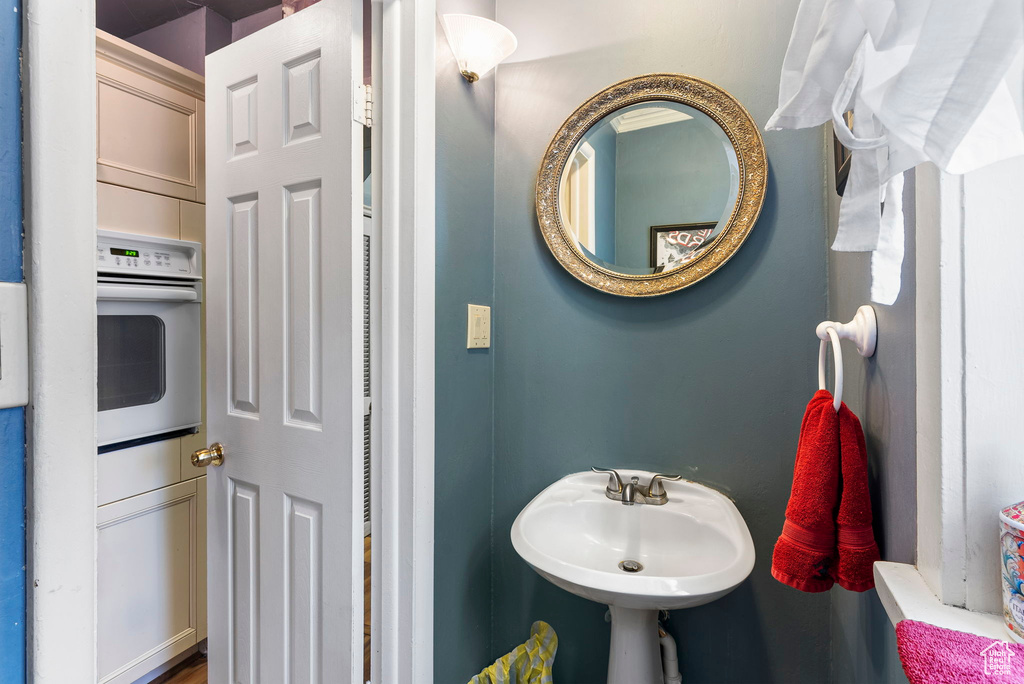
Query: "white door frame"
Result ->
[[22, 0, 435, 679], [373, 0, 435, 680], [23, 1, 99, 681]]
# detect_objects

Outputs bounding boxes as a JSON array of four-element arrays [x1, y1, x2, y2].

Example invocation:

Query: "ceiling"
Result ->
[[97, 0, 282, 38]]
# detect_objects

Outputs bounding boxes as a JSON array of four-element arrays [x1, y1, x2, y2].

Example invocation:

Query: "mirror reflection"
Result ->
[[558, 100, 740, 276]]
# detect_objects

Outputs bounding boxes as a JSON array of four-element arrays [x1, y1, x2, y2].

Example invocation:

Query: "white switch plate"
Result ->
[[467, 304, 490, 349], [0, 282, 29, 408]]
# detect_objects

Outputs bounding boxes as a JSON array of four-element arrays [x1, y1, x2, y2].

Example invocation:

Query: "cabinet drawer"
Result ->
[[97, 480, 199, 684], [97, 183, 180, 239], [97, 438, 181, 506]]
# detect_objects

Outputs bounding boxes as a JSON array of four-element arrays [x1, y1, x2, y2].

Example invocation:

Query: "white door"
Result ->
[[202, 1, 364, 681]]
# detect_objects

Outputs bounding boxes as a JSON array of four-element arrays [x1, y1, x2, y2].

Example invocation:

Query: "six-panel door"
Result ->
[[204, 1, 364, 681]]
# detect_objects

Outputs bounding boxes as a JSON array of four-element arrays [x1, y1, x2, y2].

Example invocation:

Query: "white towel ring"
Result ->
[[815, 305, 877, 412], [818, 328, 844, 411]]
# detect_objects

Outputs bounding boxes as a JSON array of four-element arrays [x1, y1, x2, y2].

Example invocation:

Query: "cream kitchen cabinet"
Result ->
[[97, 478, 206, 684], [96, 29, 209, 684], [97, 182, 179, 238], [97, 30, 205, 202], [96, 187, 209, 683], [97, 440, 182, 507]]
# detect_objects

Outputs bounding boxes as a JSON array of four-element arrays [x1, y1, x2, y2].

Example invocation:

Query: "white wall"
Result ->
[[962, 156, 1024, 613], [914, 156, 1024, 616]]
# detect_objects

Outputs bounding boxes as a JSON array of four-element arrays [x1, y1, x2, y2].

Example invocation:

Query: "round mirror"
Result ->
[[559, 100, 740, 275], [536, 74, 767, 296]]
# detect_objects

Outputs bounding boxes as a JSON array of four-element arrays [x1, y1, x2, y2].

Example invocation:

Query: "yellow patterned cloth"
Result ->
[[468, 621, 558, 684]]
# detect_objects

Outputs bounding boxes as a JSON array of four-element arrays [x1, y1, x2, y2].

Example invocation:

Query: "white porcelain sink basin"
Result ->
[[511, 469, 755, 683], [512, 469, 755, 609]]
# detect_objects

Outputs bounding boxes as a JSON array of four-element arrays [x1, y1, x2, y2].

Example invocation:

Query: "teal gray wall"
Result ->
[[434, 1, 497, 682], [613, 116, 732, 269], [432, 1, 917, 681], [826, 163, 916, 684], [491, 0, 831, 680]]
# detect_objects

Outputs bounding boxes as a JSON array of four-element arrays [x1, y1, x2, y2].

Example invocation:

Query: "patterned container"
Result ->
[[1000, 500, 1024, 643]]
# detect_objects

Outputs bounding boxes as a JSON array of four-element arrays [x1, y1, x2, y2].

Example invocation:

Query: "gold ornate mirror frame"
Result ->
[[535, 73, 767, 297]]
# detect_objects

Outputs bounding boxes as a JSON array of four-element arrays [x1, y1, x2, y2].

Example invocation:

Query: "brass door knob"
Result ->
[[191, 442, 225, 468]]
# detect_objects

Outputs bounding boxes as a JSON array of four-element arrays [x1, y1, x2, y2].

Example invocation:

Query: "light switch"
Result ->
[[467, 304, 490, 349], [0, 282, 28, 408]]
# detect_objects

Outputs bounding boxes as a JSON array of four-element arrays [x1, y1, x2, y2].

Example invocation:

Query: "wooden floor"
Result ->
[[158, 655, 207, 684], [162, 536, 371, 684], [364, 534, 371, 682]]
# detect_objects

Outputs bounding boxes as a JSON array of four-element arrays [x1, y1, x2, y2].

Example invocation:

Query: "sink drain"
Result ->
[[618, 559, 644, 573]]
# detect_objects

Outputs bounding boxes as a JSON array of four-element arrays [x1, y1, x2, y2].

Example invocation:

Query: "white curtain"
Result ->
[[767, 0, 1024, 304]]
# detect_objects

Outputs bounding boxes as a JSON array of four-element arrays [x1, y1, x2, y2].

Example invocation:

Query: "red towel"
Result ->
[[896, 619, 1024, 683], [772, 390, 840, 592], [834, 403, 880, 591]]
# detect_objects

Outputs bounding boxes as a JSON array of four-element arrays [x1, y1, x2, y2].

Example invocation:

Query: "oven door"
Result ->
[[96, 281, 202, 449]]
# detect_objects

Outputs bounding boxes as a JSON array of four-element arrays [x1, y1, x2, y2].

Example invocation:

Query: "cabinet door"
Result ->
[[195, 100, 206, 203], [97, 480, 199, 684], [97, 58, 201, 201], [197, 475, 208, 643]]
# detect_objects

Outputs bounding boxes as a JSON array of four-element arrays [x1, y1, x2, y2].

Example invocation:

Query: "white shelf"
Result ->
[[874, 561, 1008, 640]]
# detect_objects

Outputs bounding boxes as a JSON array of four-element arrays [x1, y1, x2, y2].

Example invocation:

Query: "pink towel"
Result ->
[[896, 619, 1024, 683]]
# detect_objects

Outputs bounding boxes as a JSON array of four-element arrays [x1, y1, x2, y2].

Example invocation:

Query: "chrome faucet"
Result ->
[[591, 467, 682, 506], [621, 476, 638, 506]]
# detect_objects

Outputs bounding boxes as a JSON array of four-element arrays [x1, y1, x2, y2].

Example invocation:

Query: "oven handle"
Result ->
[[97, 283, 199, 302]]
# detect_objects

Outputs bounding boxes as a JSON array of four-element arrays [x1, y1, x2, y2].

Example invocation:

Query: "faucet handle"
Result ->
[[648, 473, 682, 497], [591, 467, 623, 494]]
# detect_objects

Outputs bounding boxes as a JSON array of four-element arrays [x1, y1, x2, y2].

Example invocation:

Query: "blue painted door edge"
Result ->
[[0, 0, 26, 682]]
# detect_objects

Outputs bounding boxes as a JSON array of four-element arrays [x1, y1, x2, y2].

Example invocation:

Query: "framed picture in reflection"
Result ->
[[650, 222, 718, 271]]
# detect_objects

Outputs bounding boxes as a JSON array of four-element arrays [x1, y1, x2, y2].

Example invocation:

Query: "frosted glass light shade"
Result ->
[[440, 14, 517, 82]]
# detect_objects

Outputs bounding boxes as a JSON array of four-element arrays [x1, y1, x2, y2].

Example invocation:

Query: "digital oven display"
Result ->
[[110, 248, 140, 257]]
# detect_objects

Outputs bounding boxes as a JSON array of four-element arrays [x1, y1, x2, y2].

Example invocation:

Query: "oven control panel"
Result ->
[[97, 230, 201, 279]]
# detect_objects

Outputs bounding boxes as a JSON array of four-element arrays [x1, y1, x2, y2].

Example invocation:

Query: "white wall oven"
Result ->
[[97, 230, 202, 450]]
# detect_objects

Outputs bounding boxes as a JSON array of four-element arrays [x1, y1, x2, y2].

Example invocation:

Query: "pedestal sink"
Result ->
[[511, 469, 755, 684]]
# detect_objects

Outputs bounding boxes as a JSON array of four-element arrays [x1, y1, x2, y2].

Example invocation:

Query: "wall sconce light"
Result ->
[[440, 14, 517, 83]]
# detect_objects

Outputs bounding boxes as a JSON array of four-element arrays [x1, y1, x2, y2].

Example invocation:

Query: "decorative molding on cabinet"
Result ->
[[97, 30, 204, 99]]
